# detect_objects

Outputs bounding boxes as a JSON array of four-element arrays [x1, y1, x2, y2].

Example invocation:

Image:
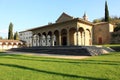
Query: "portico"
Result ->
[[29, 13, 93, 47], [19, 13, 113, 47]]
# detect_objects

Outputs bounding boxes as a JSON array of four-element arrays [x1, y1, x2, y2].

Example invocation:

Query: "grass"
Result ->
[[102, 44, 120, 47], [94, 44, 120, 47], [0, 52, 120, 80]]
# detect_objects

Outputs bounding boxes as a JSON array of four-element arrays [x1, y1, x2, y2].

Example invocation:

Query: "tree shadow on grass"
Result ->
[[0, 53, 23, 57], [1, 53, 120, 66], [0, 63, 107, 80], [1, 56, 120, 66], [0, 52, 7, 53]]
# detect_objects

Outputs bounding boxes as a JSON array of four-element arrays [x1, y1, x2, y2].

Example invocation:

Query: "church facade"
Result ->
[[19, 13, 114, 47]]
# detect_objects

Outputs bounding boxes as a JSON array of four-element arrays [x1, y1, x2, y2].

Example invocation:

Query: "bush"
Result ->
[[114, 24, 120, 32]]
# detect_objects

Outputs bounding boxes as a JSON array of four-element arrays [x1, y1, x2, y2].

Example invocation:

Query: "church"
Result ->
[[19, 12, 114, 47]]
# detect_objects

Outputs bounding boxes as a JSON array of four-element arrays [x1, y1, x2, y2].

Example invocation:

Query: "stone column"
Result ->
[[39, 36, 41, 46], [36, 35, 38, 46], [51, 34, 54, 46], [81, 33, 83, 46], [76, 29, 79, 46], [32, 36, 33, 47], [67, 29, 70, 46], [46, 35, 47, 46], [59, 31, 61, 46], [41, 35, 43, 46], [84, 32, 85, 46]]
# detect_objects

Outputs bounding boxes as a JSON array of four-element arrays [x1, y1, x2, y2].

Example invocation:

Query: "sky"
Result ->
[[0, 0, 120, 38]]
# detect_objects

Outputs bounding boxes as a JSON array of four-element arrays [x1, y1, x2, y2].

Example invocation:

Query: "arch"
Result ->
[[78, 27, 85, 45], [2, 42, 6, 45], [86, 29, 91, 37], [86, 29, 92, 45], [41, 32, 47, 46], [37, 33, 42, 46], [69, 27, 77, 45], [48, 31, 52, 36], [61, 29, 67, 46], [42, 32, 46, 36], [18, 43, 22, 48], [8, 42, 13, 49], [38, 33, 41, 36], [78, 27, 84, 33], [2, 42, 7, 49], [47, 31, 52, 46], [33, 34, 38, 46], [13, 43, 18, 48], [54, 30, 59, 46]]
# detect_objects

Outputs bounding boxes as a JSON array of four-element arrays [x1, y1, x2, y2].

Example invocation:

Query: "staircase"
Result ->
[[9, 46, 110, 56]]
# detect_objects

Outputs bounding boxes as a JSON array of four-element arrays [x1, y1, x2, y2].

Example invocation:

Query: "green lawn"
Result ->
[[0, 52, 120, 80], [102, 44, 120, 47]]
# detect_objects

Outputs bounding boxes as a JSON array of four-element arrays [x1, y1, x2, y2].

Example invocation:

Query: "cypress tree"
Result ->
[[8, 22, 14, 40], [14, 31, 19, 40], [105, 1, 110, 22]]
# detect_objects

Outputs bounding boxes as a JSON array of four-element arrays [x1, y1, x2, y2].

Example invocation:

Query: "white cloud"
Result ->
[[0, 29, 8, 34], [0, 29, 8, 38]]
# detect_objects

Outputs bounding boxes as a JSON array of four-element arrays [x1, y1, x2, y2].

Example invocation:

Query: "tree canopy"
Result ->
[[0, 36, 2, 40], [105, 1, 110, 22], [8, 22, 14, 40], [114, 23, 120, 32], [14, 31, 19, 40]]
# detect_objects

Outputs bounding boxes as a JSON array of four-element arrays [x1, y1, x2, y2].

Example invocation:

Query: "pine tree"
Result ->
[[14, 31, 19, 40], [8, 22, 14, 40], [105, 1, 110, 22]]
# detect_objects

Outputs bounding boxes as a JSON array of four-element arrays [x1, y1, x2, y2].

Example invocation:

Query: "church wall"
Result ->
[[93, 23, 113, 44], [109, 24, 114, 32]]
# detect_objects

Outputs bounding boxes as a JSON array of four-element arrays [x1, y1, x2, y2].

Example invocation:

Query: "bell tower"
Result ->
[[83, 12, 88, 21]]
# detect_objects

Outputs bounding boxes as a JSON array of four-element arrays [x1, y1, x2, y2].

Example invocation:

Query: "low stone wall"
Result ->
[[0, 40, 23, 50]]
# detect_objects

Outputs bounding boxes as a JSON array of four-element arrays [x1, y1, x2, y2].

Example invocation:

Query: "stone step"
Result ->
[[9, 46, 106, 56]]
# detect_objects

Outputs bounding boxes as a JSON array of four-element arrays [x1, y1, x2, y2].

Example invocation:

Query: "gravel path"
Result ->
[[6, 51, 90, 59]]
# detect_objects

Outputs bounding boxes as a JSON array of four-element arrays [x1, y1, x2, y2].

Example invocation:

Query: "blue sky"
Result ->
[[0, 0, 120, 38]]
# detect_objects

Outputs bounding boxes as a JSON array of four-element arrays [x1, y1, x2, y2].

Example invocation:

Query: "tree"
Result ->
[[8, 22, 14, 40], [93, 19, 101, 23], [105, 1, 110, 22], [114, 23, 120, 32], [93, 16, 120, 27], [14, 31, 19, 40], [0, 36, 2, 40]]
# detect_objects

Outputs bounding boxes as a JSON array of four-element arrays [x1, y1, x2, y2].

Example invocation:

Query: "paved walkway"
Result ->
[[6, 51, 90, 59]]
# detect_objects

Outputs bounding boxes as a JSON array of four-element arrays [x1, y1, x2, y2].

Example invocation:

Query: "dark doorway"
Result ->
[[62, 36, 67, 46], [98, 37, 102, 44]]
